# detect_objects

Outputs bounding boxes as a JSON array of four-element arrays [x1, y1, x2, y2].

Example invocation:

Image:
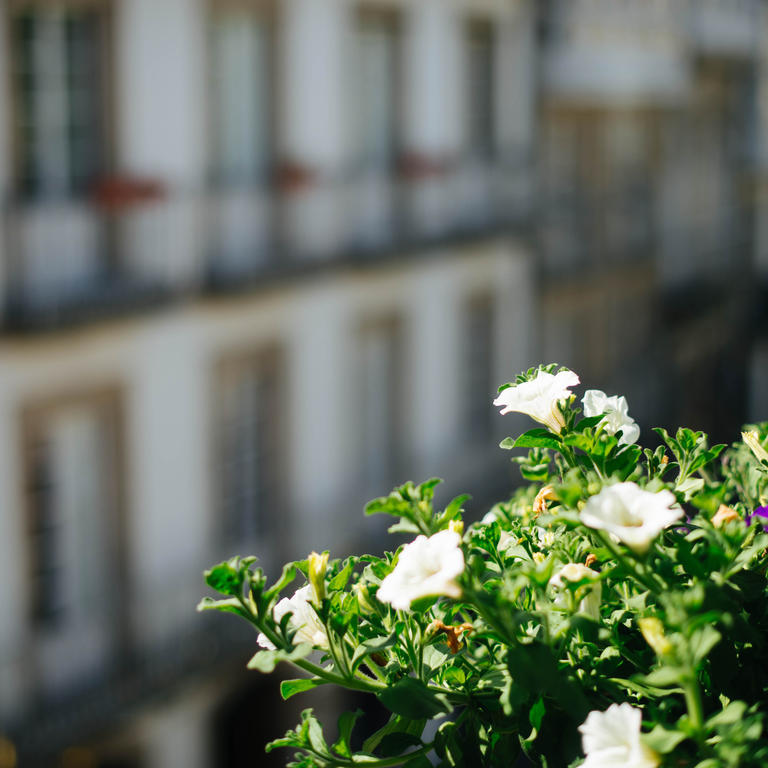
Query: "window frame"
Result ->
[[5, 0, 115, 202], [206, 0, 278, 189], [19, 384, 128, 634]]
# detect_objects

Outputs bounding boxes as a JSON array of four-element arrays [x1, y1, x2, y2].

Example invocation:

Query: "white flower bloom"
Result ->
[[579, 703, 659, 768], [377, 530, 464, 610], [481, 509, 498, 524], [549, 563, 601, 621], [580, 483, 681, 554], [582, 390, 640, 446], [493, 369, 580, 434], [257, 584, 328, 650]]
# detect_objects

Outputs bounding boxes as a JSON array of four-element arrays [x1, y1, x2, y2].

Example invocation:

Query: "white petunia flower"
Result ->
[[582, 390, 640, 446], [579, 703, 659, 768], [579, 483, 681, 554], [549, 563, 601, 621], [377, 530, 464, 610], [257, 584, 328, 650], [493, 369, 580, 434]]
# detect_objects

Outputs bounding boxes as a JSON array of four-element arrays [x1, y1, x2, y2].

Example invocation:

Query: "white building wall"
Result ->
[[286, 283, 353, 554], [116, 0, 206, 186], [279, 0, 350, 171], [0, 243, 534, 693], [115, 0, 207, 287], [128, 314, 211, 648], [496, 0, 536, 155], [402, 0, 463, 158]]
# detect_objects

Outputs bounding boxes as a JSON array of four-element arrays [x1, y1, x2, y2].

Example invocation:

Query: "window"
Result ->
[[354, 9, 399, 172], [10, 3, 109, 199], [23, 389, 123, 629], [216, 348, 284, 547], [358, 317, 403, 494], [463, 295, 495, 441], [466, 20, 495, 160], [209, 3, 273, 186]]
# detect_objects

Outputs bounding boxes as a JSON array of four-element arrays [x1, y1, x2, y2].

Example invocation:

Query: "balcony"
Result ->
[[542, 0, 690, 105], [3, 187, 203, 330], [1, 157, 532, 330]]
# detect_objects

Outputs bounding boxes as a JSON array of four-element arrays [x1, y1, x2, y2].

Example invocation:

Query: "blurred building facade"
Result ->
[[0, 0, 766, 766], [0, 0, 535, 765]]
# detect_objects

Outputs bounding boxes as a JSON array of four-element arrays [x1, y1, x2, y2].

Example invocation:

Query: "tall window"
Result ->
[[466, 20, 495, 160], [23, 391, 122, 629], [354, 9, 399, 172], [10, 3, 108, 198], [210, 4, 272, 186], [358, 317, 402, 494], [463, 295, 496, 441], [216, 348, 284, 547]]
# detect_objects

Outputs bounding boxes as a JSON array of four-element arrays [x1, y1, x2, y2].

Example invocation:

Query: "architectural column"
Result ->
[[401, 0, 463, 235], [278, 0, 350, 258], [115, 0, 207, 287]]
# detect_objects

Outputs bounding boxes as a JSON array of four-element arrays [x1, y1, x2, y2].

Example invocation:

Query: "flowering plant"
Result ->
[[201, 364, 768, 767]]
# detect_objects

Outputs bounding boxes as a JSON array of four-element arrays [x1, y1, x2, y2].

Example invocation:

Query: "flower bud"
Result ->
[[743, 430, 768, 464], [353, 582, 375, 613], [448, 519, 464, 537], [711, 504, 741, 528], [308, 551, 329, 604], [638, 617, 673, 657]]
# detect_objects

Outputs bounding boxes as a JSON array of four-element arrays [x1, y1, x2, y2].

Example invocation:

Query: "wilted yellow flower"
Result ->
[[308, 551, 329, 604], [711, 504, 741, 528], [743, 430, 768, 464], [533, 485, 556, 514], [638, 617, 673, 657]]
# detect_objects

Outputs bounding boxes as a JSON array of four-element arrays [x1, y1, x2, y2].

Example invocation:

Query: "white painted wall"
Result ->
[[279, 0, 350, 171], [0, 242, 533, 696], [116, 0, 206, 186], [402, 0, 463, 158], [496, 0, 536, 155]]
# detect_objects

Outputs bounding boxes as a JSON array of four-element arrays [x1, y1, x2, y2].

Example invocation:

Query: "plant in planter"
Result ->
[[200, 364, 768, 767]]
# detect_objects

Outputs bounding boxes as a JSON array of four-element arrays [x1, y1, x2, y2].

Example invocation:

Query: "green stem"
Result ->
[[597, 532, 661, 594], [683, 675, 705, 744], [328, 743, 434, 768]]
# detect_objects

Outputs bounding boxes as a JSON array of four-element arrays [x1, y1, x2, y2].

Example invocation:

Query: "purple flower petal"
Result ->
[[745, 505, 768, 530]]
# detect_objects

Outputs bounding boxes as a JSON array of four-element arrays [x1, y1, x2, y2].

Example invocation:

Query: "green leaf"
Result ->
[[643, 725, 687, 754], [264, 562, 298, 603], [690, 626, 721, 663], [195, 596, 249, 619], [513, 429, 562, 451], [332, 709, 362, 759], [642, 667, 686, 688], [707, 701, 747, 728], [247, 643, 313, 673], [529, 697, 546, 731], [378, 677, 451, 719], [204, 560, 243, 596], [378, 732, 423, 757], [280, 677, 326, 700]]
